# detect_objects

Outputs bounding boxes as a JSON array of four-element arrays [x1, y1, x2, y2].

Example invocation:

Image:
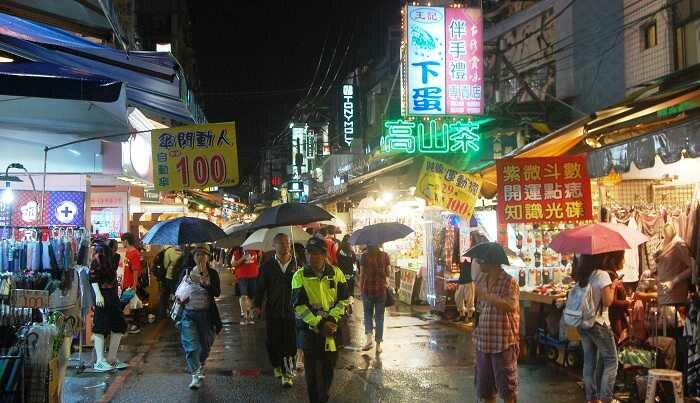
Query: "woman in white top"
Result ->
[[574, 252, 619, 403]]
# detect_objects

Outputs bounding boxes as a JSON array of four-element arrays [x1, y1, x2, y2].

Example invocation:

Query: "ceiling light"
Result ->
[[585, 135, 603, 149], [1, 182, 13, 204], [0, 56, 13, 63]]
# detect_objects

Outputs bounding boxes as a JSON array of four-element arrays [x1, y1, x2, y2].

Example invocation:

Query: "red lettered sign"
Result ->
[[496, 155, 593, 224]]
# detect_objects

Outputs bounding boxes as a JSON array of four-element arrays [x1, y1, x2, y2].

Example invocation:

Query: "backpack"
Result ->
[[152, 248, 168, 281], [563, 279, 599, 329]]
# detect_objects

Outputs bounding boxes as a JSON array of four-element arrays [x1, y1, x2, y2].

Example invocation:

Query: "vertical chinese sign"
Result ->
[[445, 7, 483, 115], [151, 122, 239, 192], [416, 157, 482, 218], [403, 5, 483, 116], [496, 155, 593, 224]]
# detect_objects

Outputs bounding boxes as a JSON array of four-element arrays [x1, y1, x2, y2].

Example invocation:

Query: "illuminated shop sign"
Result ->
[[341, 84, 355, 147], [380, 118, 481, 154]]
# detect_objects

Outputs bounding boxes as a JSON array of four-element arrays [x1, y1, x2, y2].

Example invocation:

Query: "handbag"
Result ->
[[385, 287, 395, 307], [169, 300, 184, 322]]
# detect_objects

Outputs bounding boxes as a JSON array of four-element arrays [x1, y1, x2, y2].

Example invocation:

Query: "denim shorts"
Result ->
[[238, 278, 257, 297], [475, 345, 518, 400]]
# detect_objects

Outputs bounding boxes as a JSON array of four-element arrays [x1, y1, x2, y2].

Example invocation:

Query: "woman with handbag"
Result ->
[[359, 244, 391, 354], [175, 244, 222, 390]]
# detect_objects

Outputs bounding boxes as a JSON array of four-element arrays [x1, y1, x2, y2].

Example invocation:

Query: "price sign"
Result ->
[[151, 122, 239, 191]]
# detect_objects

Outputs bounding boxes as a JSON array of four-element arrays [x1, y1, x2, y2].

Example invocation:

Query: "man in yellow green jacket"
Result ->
[[292, 237, 350, 403]]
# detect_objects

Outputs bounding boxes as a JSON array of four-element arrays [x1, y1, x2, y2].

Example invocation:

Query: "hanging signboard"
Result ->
[[415, 157, 482, 218], [496, 155, 593, 224], [151, 122, 239, 191], [402, 5, 483, 116], [340, 83, 356, 148]]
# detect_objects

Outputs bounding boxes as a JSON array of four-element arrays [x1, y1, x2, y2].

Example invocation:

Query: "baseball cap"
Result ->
[[306, 237, 328, 254]]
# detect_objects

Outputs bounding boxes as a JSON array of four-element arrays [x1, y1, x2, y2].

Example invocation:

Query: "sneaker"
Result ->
[[247, 319, 255, 325], [110, 360, 129, 370], [189, 374, 202, 389], [281, 375, 293, 388], [93, 360, 114, 372], [273, 367, 283, 378], [239, 320, 247, 325], [195, 367, 205, 379]]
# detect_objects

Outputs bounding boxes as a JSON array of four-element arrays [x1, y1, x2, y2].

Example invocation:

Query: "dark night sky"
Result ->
[[189, 1, 399, 184]]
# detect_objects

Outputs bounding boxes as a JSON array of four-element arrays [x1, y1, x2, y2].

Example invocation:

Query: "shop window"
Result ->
[[643, 22, 658, 50]]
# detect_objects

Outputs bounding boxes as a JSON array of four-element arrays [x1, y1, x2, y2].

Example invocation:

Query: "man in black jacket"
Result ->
[[253, 233, 298, 387]]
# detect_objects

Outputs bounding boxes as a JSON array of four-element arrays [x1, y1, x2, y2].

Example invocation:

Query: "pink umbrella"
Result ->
[[549, 223, 649, 255]]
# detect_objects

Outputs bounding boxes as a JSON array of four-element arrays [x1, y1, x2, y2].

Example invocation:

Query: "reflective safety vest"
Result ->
[[292, 264, 350, 352]]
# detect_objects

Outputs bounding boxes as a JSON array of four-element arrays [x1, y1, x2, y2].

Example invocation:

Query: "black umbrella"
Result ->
[[142, 217, 226, 245], [214, 223, 251, 249], [463, 242, 510, 266], [249, 203, 334, 230], [349, 222, 413, 246]]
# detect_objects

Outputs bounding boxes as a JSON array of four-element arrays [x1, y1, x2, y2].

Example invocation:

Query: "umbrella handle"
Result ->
[[290, 226, 298, 268]]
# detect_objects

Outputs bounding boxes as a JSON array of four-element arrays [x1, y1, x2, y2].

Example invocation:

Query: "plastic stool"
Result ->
[[645, 369, 683, 403]]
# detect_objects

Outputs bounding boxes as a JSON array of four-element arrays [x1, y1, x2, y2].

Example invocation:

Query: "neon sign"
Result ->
[[380, 119, 481, 154], [341, 84, 355, 147]]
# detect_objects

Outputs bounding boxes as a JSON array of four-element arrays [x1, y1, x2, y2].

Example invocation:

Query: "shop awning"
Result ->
[[0, 0, 128, 48], [478, 117, 590, 198], [0, 62, 122, 102], [477, 78, 700, 198], [0, 12, 202, 124], [587, 116, 700, 178]]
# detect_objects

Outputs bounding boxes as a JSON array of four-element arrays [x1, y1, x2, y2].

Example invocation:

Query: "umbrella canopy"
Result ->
[[463, 242, 510, 266], [241, 227, 311, 252], [142, 217, 225, 246], [214, 223, 251, 249], [549, 223, 648, 255], [349, 222, 413, 246], [249, 203, 334, 230]]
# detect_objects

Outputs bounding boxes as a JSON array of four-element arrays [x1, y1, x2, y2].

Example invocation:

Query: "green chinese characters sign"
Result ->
[[380, 118, 483, 154]]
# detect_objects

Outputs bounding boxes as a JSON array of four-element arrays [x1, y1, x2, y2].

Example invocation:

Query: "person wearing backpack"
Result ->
[[571, 253, 617, 403]]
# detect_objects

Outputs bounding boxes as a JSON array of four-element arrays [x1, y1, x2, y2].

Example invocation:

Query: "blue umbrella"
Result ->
[[349, 222, 413, 246], [142, 217, 226, 245]]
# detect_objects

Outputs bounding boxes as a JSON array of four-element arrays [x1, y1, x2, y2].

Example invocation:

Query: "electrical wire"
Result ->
[[321, 31, 355, 99], [311, 23, 347, 103]]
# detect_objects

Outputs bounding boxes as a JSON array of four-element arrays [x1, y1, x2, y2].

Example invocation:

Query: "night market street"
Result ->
[[64, 269, 581, 403]]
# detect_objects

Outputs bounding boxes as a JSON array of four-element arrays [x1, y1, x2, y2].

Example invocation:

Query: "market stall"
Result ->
[[351, 195, 426, 304]]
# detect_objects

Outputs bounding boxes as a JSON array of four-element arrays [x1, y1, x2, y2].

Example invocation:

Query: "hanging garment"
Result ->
[[619, 217, 641, 283], [41, 241, 51, 271]]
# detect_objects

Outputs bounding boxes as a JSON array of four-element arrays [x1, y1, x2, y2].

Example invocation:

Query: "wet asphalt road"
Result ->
[[65, 270, 584, 403]]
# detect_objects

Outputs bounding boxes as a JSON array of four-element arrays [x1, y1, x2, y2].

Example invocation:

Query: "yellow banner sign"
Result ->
[[416, 157, 482, 218], [151, 122, 239, 191]]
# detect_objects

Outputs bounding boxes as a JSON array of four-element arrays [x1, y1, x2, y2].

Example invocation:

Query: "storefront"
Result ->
[[473, 79, 700, 391]]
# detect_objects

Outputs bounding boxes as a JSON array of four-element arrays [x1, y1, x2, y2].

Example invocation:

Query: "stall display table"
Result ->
[[520, 291, 566, 305]]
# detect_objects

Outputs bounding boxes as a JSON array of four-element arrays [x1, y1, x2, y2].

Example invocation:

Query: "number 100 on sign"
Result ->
[[151, 122, 240, 191], [176, 154, 227, 187]]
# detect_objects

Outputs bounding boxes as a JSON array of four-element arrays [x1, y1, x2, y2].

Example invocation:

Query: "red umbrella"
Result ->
[[549, 223, 648, 255]]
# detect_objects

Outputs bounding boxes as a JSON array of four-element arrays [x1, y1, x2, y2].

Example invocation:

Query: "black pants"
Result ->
[[158, 279, 174, 318], [304, 338, 338, 403], [265, 316, 297, 370]]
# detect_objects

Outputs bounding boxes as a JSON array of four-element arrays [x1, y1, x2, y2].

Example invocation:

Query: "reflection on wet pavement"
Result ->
[[65, 269, 584, 402]]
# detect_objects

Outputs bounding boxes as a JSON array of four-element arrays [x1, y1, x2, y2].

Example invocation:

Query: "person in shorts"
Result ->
[[472, 243, 520, 403], [232, 247, 260, 325]]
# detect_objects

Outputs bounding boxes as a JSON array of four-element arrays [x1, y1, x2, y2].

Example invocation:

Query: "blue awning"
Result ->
[[0, 62, 122, 102], [0, 12, 203, 124]]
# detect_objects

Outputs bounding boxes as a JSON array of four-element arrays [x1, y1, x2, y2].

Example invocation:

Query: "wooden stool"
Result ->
[[645, 369, 683, 403]]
